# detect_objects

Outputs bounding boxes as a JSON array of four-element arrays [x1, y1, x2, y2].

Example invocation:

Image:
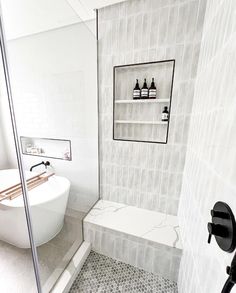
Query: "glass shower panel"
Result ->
[[0, 2, 98, 292], [0, 44, 39, 292]]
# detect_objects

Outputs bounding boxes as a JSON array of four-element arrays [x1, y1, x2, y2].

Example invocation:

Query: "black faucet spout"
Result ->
[[222, 253, 236, 293], [30, 161, 50, 172], [222, 277, 234, 293]]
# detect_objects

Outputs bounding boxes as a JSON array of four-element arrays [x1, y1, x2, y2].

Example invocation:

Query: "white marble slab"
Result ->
[[84, 200, 182, 250]]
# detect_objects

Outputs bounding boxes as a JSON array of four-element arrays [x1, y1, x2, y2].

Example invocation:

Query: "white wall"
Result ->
[[0, 93, 8, 168], [178, 0, 236, 292], [3, 20, 98, 212], [0, 125, 8, 169], [0, 57, 17, 169], [1, 0, 126, 40]]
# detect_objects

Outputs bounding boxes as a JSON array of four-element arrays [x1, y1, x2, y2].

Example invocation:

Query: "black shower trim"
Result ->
[[112, 59, 175, 145]]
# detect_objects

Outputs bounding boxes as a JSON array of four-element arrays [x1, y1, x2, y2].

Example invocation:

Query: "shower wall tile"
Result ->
[[83, 199, 182, 282], [84, 222, 182, 282], [178, 0, 236, 292], [98, 0, 206, 215]]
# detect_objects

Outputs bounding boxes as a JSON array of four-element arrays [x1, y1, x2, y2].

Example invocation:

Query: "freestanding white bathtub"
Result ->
[[0, 169, 70, 248]]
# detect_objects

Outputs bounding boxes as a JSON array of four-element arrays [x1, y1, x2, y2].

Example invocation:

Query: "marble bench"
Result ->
[[83, 200, 182, 282]]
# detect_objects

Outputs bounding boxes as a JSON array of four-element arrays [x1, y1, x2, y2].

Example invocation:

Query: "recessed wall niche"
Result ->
[[20, 136, 72, 161], [113, 60, 175, 144]]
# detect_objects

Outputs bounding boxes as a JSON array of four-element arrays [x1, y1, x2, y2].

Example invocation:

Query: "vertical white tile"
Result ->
[[99, 0, 206, 215], [178, 1, 236, 292]]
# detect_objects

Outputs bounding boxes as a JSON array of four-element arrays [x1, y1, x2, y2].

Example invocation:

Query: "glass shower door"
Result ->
[[0, 10, 41, 293], [0, 1, 98, 292]]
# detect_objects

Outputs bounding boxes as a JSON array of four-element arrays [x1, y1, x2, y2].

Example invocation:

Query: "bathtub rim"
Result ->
[[0, 169, 70, 208]]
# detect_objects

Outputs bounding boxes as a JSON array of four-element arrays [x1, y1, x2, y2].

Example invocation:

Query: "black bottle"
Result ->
[[133, 79, 141, 99], [162, 106, 169, 121], [141, 78, 149, 99], [149, 78, 157, 99]]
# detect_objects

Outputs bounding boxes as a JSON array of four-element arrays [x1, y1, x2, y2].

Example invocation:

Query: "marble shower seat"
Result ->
[[83, 200, 182, 282]]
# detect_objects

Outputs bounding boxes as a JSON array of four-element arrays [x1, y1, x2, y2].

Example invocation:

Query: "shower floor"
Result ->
[[69, 251, 178, 293], [0, 208, 85, 293]]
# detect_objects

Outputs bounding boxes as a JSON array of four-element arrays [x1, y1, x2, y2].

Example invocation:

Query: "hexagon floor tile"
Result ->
[[69, 251, 178, 293]]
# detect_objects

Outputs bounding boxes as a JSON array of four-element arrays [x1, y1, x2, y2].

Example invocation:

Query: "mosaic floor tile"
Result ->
[[69, 251, 178, 293]]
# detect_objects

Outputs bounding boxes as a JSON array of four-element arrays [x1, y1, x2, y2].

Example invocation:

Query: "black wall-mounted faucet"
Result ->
[[208, 202, 236, 293], [30, 161, 50, 172], [222, 252, 236, 293]]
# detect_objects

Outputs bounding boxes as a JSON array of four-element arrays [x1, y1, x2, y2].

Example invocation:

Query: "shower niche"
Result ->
[[20, 136, 72, 160], [113, 60, 175, 144]]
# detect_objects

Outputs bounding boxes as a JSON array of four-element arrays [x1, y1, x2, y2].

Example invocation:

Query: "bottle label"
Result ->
[[149, 89, 156, 98], [133, 89, 140, 98], [162, 113, 169, 121], [141, 89, 148, 98]]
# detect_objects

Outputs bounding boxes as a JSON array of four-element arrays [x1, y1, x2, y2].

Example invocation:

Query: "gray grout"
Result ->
[[69, 251, 178, 293]]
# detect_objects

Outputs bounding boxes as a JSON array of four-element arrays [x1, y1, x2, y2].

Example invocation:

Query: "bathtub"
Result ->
[[0, 169, 70, 248]]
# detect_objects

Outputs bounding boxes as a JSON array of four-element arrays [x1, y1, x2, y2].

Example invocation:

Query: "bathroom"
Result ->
[[0, 0, 235, 292]]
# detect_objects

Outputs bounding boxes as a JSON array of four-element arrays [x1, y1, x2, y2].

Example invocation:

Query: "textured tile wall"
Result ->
[[98, 0, 207, 215], [84, 222, 182, 282], [178, 0, 236, 292]]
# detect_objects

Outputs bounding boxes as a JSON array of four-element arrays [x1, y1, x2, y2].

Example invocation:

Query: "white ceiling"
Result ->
[[0, 0, 126, 40]]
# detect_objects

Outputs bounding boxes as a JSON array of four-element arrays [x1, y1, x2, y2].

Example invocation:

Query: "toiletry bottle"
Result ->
[[162, 106, 169, 121], [133, 79, 141, 99], [26, 144, 32, 154], [149, 77, 157, 99], [141, 78, 149, 99]]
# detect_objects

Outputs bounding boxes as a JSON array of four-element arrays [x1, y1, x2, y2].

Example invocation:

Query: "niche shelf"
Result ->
[[115, 99, 170, 104], [113, 59, 175, 144], [115, 120, 168, 125], [20, 136, 72, 161]]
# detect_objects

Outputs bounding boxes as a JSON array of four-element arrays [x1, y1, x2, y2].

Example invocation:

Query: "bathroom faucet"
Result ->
[[30, 161, 50, 172], [207, 202, 236, 293], [222, 252, 236, 293]]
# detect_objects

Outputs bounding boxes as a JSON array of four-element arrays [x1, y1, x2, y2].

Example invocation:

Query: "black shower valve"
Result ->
[[207, 222, 228, 244], [207, 202, 236, 253], [208, 203, 236, 293], [211, 209, 229, 219]]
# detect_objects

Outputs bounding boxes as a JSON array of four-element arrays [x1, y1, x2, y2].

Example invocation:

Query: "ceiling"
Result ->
[[0, 0, 126, 40]]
